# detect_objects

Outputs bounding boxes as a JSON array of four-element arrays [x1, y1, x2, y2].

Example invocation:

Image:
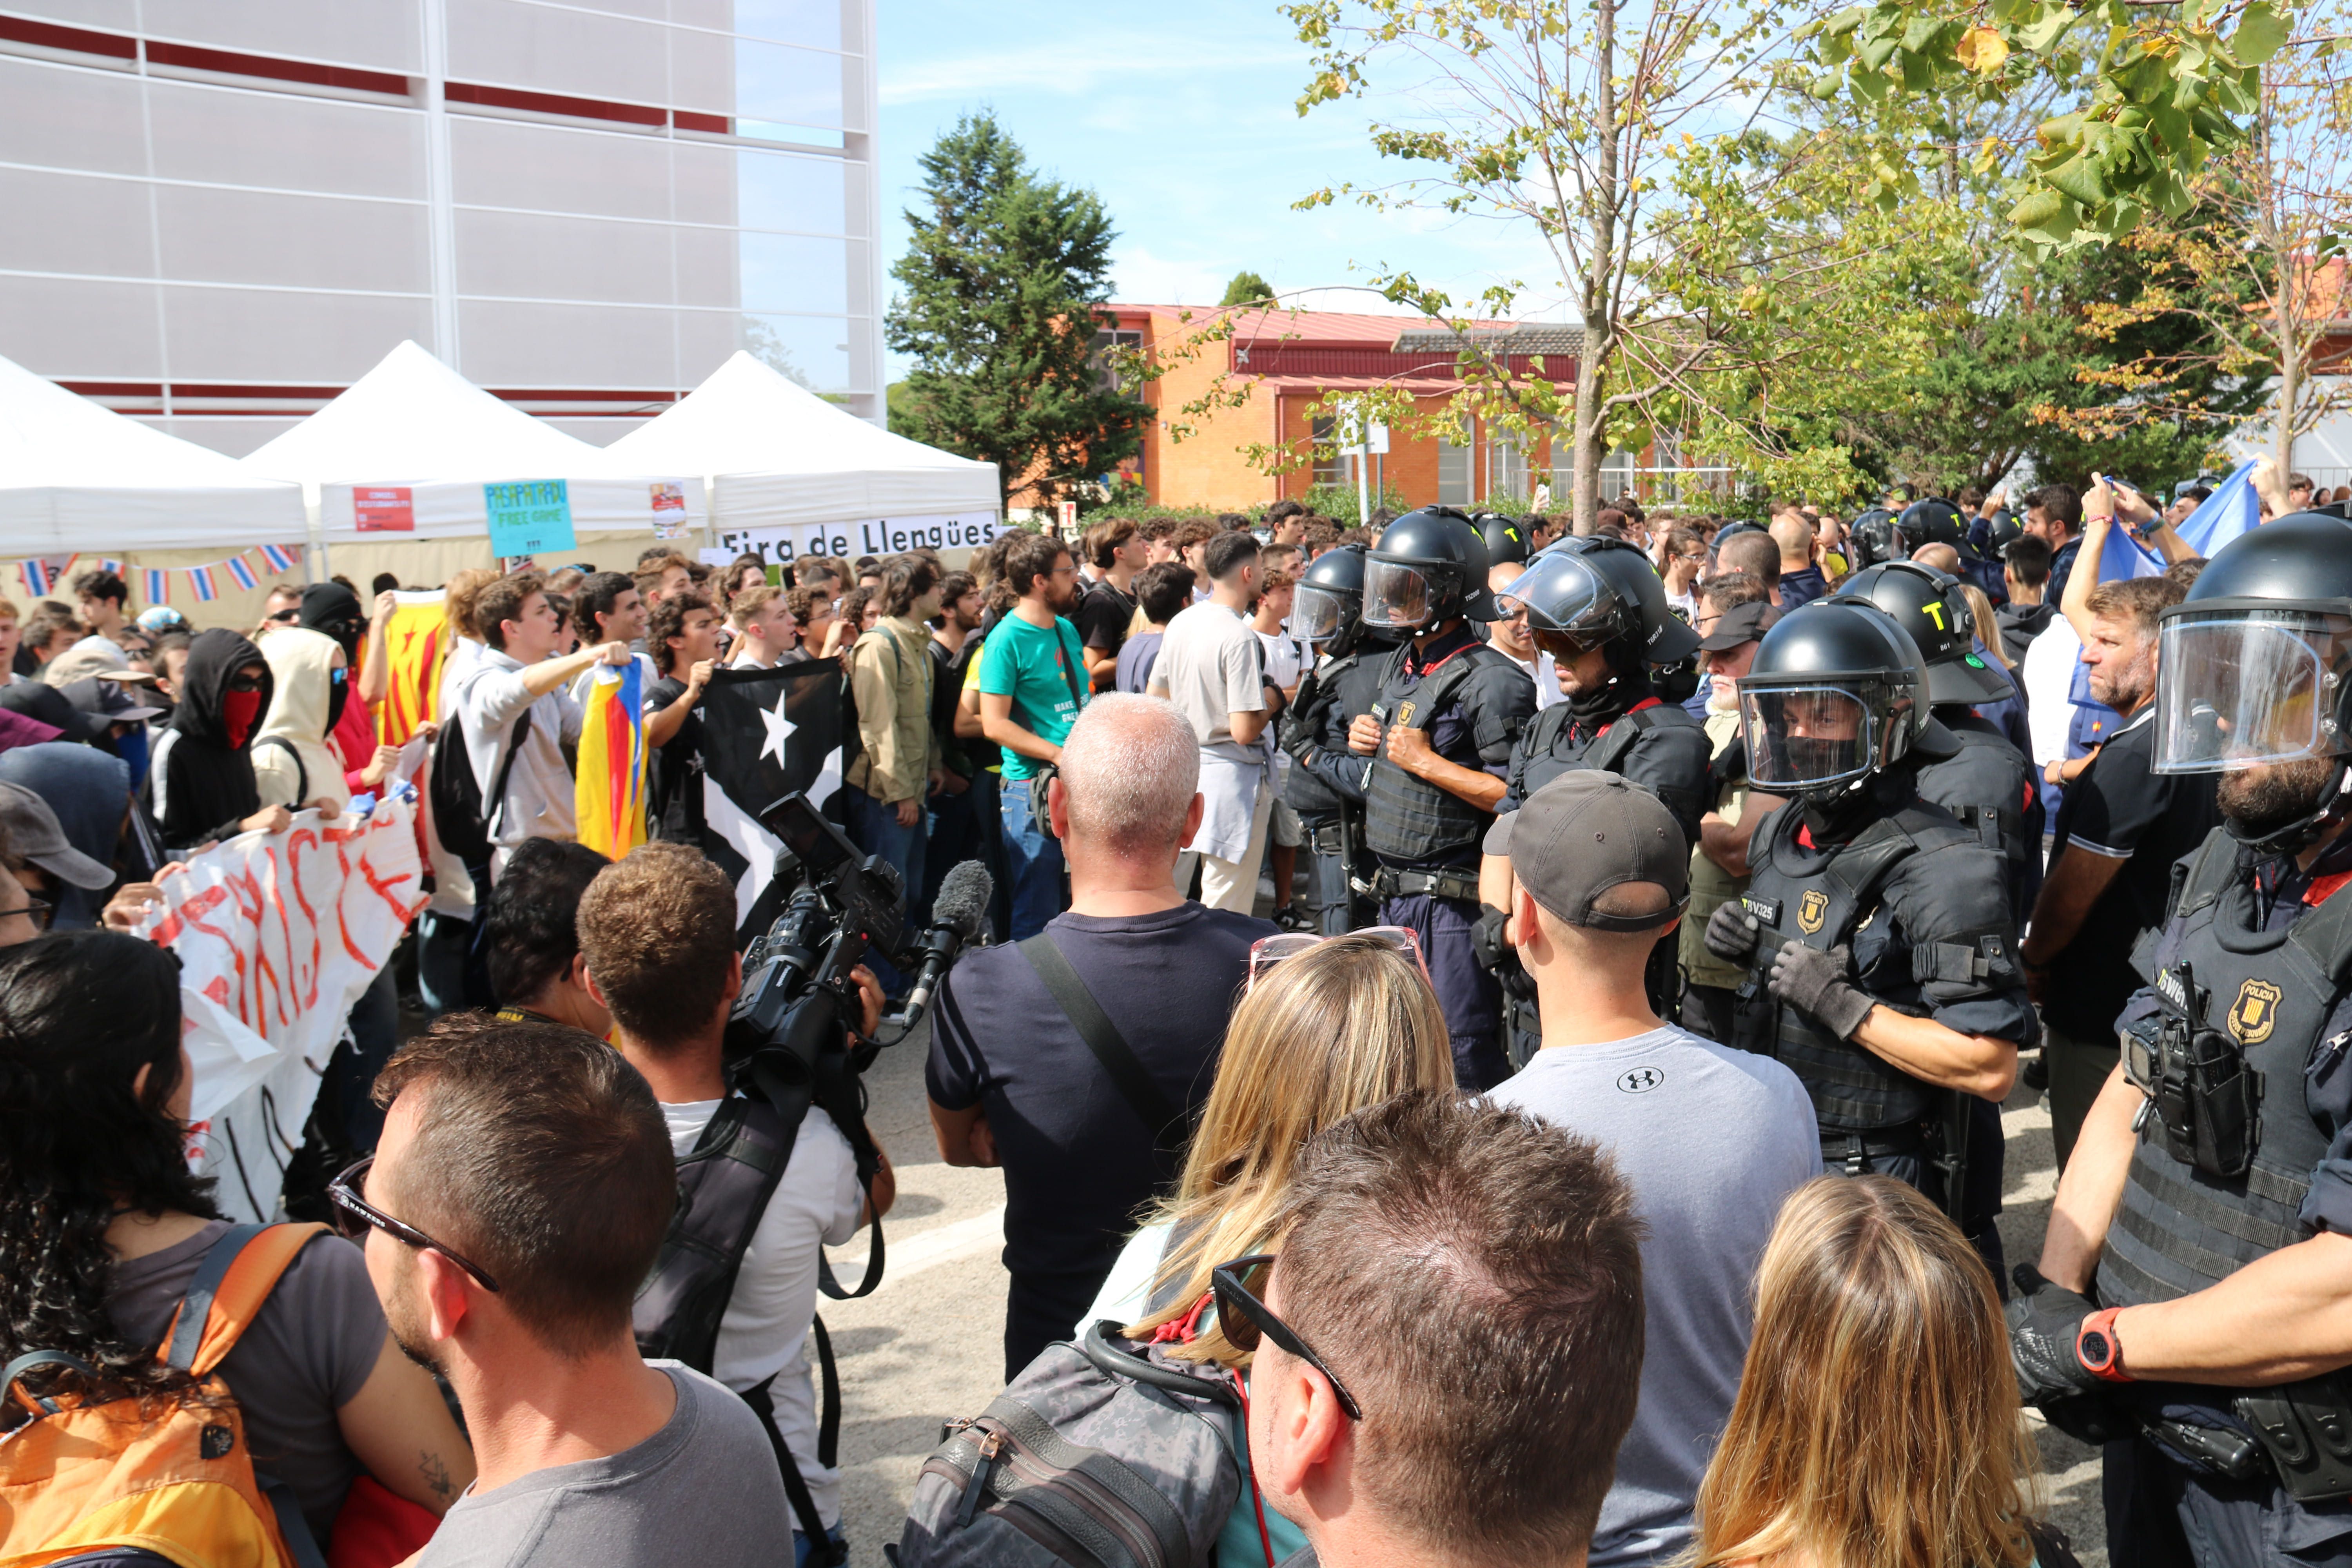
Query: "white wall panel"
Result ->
[[456, 209, 677, 303], [675, 226, 736, 308], [450, 116, 674, 220], [157, 185, 429, 292], [163, 286, 432, 380], [446, 0, 670, 103], [0, 166, 155, 278], [459, 299, 680, 385], [1, 276, 163, 377], [0, 58, 150, 176], [136, 0, 423, 71], [149, 83, 425, 198]]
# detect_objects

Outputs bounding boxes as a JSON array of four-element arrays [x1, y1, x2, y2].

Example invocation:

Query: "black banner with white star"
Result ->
[[697, 661, 851, 938]]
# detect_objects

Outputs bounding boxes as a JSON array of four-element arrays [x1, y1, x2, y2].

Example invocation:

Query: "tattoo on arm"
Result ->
[[420, 1450, 454, 1501]]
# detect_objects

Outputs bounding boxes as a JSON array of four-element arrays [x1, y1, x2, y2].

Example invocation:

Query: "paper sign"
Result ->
[[484, 479, 576, 555], [652, 481, 689, 540], [354, 486, 416, 533], [714, 512, 1001, 566]]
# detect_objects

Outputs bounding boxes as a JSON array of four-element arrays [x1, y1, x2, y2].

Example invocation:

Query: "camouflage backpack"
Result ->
[[894, 1321, 1241, 1568]]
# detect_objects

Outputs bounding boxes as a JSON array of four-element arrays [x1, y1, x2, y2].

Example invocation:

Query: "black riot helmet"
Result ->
[[1500, 537, 1700, 668], [1845, 508, 1902, 569], [1737, 599, 1957, 797], [2151, 512, 2352, 850], [1900, 499, 1967, 551], [1830, 560, 2009, 706], [1473, 512, 1532, 566], [1982, 507, 2025, 553], [1362, 506, 1500, 630], [1291, 543, 1375, 655]]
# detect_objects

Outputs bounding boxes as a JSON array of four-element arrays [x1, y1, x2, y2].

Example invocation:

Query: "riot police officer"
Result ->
[[1473, 512, 1532, 569], [1279, 544, 1392, 934], [1844, 506, 1907, 571], [1702, 599, 2033, 1265], [2007, 513, 2352, 1566], [1831, 561, 2043, 927], [1351, 507, 1538, 1089], [1475, 537, 1712, 1065]]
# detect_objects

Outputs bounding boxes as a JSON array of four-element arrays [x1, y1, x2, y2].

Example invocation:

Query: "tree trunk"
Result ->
[[2277, 341, 2299, 481], [1572, 0, 1619, 536]]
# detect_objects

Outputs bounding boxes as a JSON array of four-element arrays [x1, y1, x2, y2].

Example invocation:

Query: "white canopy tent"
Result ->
[[238, 341, 704, 545], [606, 352, 999, 555], [0, 352, 304, 554]]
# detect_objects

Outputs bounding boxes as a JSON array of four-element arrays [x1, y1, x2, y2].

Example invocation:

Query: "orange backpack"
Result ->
[[0, 1221, 330, 1568]]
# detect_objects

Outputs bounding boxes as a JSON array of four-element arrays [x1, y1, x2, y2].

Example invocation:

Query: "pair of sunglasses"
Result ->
[[1212, 1254, 1362, 1420], [1245, 927, 1426, 991], [327, 1154, 501, 1293]]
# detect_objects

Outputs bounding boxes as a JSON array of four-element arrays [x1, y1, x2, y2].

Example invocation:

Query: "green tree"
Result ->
[[1219, 270, 1276, 306], [886, 113, 1149, 507]]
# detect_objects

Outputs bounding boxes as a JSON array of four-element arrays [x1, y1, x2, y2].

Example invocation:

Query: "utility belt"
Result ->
[[1361, 864, 1481, 904], [1307, 815, 1356, 859], [2122, 975, 2259, 1181], [2120, 1378, 2352, 1505], [1820, 1122, 1929, 1176]]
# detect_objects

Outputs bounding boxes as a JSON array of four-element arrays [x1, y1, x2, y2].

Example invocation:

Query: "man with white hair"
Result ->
[[925, 694, 1277, 1378]]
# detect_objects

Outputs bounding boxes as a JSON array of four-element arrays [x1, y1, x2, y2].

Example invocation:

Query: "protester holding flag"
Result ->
[[642, 592, 722, 845], [298, 583, 401, 798]]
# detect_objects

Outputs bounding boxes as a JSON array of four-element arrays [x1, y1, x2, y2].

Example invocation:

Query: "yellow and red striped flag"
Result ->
[[377, 590, 448, 748], [575, 659, 648, 859]]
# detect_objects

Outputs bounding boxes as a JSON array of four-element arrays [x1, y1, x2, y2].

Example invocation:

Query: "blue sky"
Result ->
[[873, 0, 1572, 375]]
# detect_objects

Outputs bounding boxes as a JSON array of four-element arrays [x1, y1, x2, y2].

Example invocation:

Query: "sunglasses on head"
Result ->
[[328, 1154, 501, 1293], [1246, 927, 1426, 990], [1212, 1254, 1362, 1420]]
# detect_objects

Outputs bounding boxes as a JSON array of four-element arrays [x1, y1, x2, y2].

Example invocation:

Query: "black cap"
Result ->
[[1697, 599, 1781, 652], [0, 682, 111, 744], [1483, 771, 1690, 932]]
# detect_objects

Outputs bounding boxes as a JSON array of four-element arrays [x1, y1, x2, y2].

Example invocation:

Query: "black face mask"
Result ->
[[1800, 768, 1910, 846]]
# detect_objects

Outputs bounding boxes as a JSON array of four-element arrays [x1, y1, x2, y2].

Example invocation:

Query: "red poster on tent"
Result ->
[[355, 486, 415, 532]]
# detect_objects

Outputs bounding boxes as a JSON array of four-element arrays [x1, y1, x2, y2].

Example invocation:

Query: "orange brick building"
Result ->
[[1101, 305, 1582, 514]]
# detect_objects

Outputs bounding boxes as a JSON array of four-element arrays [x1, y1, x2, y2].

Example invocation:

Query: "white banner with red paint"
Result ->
[[142, 793, 429, 1222]]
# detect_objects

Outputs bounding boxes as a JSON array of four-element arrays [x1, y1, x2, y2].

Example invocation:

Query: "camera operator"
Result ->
[[577, 843, 894, 1568]]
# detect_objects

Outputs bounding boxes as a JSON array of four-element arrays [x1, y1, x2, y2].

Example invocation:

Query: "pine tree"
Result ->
[[885, 114, 1147, 507], [1220, 270, 1274, 307]]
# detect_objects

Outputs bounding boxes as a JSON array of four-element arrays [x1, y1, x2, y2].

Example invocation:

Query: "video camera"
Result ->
[[724, 791, 992, 1086]]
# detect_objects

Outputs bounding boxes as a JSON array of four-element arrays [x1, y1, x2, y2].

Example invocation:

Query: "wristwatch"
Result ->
[[2077, 1306, 2132, 1383]]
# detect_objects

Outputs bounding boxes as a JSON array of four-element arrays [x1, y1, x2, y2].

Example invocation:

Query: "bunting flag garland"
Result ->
[[574, 659, 648, 860], [19, 543, 313, 606], [189, 566, 217, 603], [224, 555, 258, 592], [259, 543, 302, 573], [18, 558, 65, 597], [143, 569, 169, 605]]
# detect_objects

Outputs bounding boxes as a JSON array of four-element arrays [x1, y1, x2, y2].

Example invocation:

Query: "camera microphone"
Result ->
[[897, 860, 994, 1018]]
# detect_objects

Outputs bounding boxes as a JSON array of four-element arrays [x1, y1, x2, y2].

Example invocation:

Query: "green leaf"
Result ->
[[2018, 7, 2075, 52], [1856, 31, 1900, 68], [2010, 188, 2067, 229], [2044, 151, 2111, 205], [2228, 1, 2290, 65]]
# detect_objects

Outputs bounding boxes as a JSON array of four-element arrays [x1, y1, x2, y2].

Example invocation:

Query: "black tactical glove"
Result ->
[[2007, 1265, 2134, 1445], [1704, 901, 1761, 963], [1471, 905, 1537, 1000], [1766, 941, 1877, 1039]]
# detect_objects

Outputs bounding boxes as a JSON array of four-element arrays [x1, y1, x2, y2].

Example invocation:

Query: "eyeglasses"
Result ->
[[327, 1155, 501, 1292], [1246, 926, 1426, 989], [1532, 627, 1610, 659], [0, 897, 53, 931], [1212, 1255, 1362, 1420]]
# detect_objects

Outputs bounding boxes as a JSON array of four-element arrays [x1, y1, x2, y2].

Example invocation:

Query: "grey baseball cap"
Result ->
[[0, 781, 114, 889], [1482, 771, 1689, 932]]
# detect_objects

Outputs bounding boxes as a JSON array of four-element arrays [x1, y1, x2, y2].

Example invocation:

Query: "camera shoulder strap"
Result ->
[[1020, 932, 1180, 1141]]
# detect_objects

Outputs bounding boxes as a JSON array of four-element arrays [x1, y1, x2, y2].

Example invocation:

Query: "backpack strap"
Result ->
[[1020, 933, 1180, 1142], [254, 737, 308, 809], [743, 1368, 845, 1563], [483, 707, 533, 838], [161, 1222, 328, 1376]]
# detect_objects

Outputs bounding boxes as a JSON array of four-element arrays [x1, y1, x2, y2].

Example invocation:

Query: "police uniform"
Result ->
[[1916, 708, 2043, 930], [1363, 624, 1536, 1089], [1281, 641, 1389, 934]]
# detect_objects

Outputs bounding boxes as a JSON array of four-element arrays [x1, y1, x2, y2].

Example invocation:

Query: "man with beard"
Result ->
[[1704, 599, 2031, 1267], [348, 1016, 791, 1567], [978, 531, 1089, 938], [2008, 514, 2352, 1567], [2020, 574, 2218, 1169]]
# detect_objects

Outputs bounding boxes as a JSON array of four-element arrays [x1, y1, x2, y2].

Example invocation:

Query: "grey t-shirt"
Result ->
[[108, 1222, 387, 1539], [417, 1362, 792, 1568], [1150, 601, 1265, 762], [1490, 1025, 1821, 1568]]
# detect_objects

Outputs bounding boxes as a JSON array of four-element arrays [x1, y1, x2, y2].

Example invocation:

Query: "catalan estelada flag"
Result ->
[[378, 590, 448, 747], [575, 659, 647, 860]]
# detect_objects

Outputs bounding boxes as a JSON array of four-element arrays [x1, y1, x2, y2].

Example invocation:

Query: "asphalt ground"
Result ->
[[811, 1017, 2107, 1568]]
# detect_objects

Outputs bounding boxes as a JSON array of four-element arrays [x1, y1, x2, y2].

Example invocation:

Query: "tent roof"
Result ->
[[604, 352, 998, 526], [0, 352, 304, 550], [240, 340, 658, 486]]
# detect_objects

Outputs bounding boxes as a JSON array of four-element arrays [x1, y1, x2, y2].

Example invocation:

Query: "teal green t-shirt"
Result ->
[[977, 612, 1087, 780]]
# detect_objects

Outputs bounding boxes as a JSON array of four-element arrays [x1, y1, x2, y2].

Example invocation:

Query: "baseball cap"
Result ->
[[58, 675, 164, 727], [0, 682, 111, 744], [1482, 771, 1689, 932], [0, 781, 115, 889], [1697, 599, 1781, 652]]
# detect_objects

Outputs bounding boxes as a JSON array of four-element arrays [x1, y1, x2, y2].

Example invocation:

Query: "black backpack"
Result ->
[[426, 709, 527, 867], [632, 1044, 886, 1567]]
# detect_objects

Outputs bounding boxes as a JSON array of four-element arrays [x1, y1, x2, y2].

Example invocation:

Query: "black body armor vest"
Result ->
[[2098, 832, 2352, 1310], [1363, 642, 1513, 862], [1282, 648, 1383, 819], [1915, 716, 2038, 925], [1732, 802, 1987, 1132]]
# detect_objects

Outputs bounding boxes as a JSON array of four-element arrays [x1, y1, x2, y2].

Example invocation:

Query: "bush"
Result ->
[[1297, 482, 1410, 523]]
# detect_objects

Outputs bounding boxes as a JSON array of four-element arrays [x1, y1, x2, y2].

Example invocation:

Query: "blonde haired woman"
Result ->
[[1082, 933, 1454, 1568], [1694, 1176, 2069, 1568]]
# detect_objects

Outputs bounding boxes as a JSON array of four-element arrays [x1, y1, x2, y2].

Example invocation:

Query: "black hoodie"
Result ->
[[1994, 600, 2055, 671], [147, 628, 273, 853]]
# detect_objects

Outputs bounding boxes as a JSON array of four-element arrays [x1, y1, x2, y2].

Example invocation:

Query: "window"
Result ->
[[1490, 436, 1527, 501], [1600, 448, 1635, 501], [1439, 428, 1474, 506], [1090, 328, 1142, 394]]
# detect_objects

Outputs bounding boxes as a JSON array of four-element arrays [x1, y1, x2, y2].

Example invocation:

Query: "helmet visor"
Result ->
[[1494, 550, 1615, 638], [1361, 558, 1434, 630], [1290, 583, 1349, 642], [2153, 615, 2347, 774], [1740, 684, 1880, 789]]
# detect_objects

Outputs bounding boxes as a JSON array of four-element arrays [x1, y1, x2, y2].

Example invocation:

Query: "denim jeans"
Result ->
[[845, 786, 928, 913], [416, 909, 473, 1018], [793, 1524, 846, 1568], [998, 775, 1065, 940]]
